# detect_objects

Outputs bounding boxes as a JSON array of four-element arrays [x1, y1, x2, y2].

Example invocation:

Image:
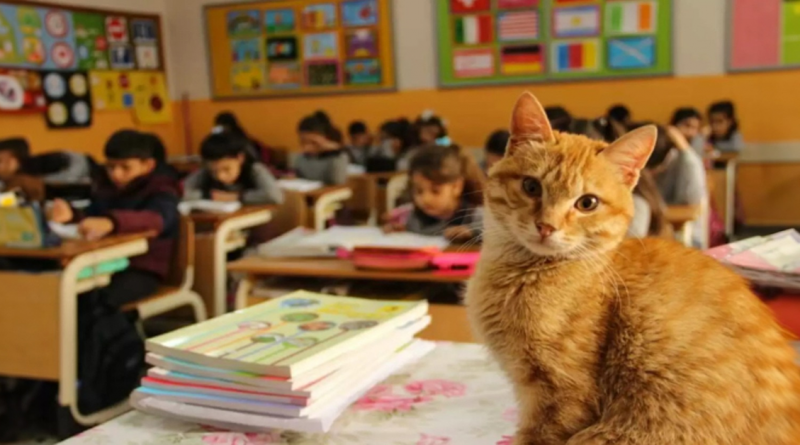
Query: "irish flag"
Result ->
[[607, 1, 656, 34], [454, 15, 493, 45]]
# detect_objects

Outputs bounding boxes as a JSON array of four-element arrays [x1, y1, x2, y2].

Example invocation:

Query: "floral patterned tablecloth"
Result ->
[[60, 342, 517, 445]]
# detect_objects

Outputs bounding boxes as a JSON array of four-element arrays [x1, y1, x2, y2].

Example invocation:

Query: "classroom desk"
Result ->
[[665, 204, 702, 247], [710, 152, 738, 238], [189, 207, 273, 317], [0, 233, 151, 426], [279, 185, 354, 231], [346, 172, 407, 224]]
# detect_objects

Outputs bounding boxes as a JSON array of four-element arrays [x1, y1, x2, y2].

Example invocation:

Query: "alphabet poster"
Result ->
[[436, 0, 673, 87]]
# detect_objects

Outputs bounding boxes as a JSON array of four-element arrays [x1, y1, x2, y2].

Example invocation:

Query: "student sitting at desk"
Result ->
[[483, 129, 510, 172], [49, 130, 180, 308], [183, 133, 283, 205], [385, 144, 484, 242], [367, 118, 419, 172], [295, 111, 349, 186], [346, 120, 373, 166], [0, 137, 97, 184], [0, 138, 45, 201]]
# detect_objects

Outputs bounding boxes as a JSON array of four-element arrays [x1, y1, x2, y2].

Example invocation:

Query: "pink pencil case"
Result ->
[[430, 252, 480, 271], [338, 247, 439, 271]]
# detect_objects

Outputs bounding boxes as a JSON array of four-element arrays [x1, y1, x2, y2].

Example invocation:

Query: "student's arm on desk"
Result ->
[[242, 163, 284, 205]]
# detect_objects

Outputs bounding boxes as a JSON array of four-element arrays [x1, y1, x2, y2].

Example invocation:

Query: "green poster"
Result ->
[[782, 1, 800, 65], [73, 12, 110, 70], [0, 6, 21, 65], [17, 7, 45, 66]]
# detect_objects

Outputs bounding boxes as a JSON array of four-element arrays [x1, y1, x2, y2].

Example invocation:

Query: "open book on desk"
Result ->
[[178, 200, 242, 215], [277, 179, 323, 193], [257, 226, 449, 258]]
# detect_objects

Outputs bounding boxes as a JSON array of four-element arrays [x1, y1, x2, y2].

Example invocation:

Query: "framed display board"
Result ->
[[0, 0, 169, 126], [727, 0, 800, 72], [436, 0, 673, 88], [204, 0, 396, 99]]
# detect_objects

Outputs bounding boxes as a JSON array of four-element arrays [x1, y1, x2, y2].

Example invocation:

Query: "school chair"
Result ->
[[385, 174, 408, 213], [313, 186, 353, 230], [121, 216, 207, 322], [664, 204, 702, 247]]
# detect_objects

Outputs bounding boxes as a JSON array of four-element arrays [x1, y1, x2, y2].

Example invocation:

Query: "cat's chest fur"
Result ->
[[466, 258, 609, 390]]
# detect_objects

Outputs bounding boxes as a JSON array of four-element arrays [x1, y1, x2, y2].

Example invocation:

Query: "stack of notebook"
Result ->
[[706, 229, 800, 289], [132, 291, 434, 433]]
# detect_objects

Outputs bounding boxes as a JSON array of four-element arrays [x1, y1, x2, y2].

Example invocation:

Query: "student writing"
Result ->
[[295, 111, 349, 186], [385, 144, 484, 242], [49, 129, 180, 308], [184, 133, 283, 205]]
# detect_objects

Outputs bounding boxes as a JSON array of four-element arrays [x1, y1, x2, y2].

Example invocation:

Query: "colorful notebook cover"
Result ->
[[144, 315, 430, 397], [146, 291, 428, 377]]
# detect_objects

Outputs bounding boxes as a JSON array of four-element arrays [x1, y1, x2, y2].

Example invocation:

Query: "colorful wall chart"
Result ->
[[728, 0, 800, 71], [204, 0, 396, 98], [437, 0, 673, 87], [0, 1, 169, 126]]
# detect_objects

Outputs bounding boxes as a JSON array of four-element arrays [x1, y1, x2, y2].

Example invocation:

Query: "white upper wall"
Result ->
[[163, 0, 728, 99]]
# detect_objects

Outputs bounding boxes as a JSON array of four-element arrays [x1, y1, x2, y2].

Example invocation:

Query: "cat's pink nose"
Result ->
[[536, 223, 555, 239]]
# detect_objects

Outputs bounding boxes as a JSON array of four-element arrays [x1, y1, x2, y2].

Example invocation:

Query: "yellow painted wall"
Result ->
[[186, 70, 800, 152]]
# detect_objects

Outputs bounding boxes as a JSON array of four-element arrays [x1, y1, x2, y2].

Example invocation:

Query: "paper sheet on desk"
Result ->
[[48, 222, 80, 240], [296, 226, 449, 251], [178, 200, 242, 215], [277, 179, 323, 192]]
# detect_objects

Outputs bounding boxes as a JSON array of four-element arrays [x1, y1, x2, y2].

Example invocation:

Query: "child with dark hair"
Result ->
[[0, 136, 94, 185], [184, 133, 283, 205], [484, 129, 510, 171], [0, 137, 44, 201], [416, 112, 449, 145], [544, 106, 573, 132], [213, 111, 273, 164], [295, 111, 349, 185], [346, 120, 372, 165], [385, 144, 484, 242], [370, 118, 419, 171], [670, 107, 705, 157], [143, 132, 180, 180], [607, 104, 632, 126], [634, 123, 706, 245], [48, 129, 180, 308], [707, 101, 743, 153]]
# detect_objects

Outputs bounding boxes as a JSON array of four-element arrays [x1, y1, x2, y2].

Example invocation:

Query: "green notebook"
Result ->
[[146, 291, 428, 378]]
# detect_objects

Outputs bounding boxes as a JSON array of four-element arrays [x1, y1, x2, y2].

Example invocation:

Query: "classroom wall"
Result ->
[[0, 0, 185, 159]]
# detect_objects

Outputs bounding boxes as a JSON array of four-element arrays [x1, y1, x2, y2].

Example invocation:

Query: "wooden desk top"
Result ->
[[228, 256, 473, 283], [188, 205, 274, 225], [304, 185, 351, 200], [713, 152, 739, 163], [664, 205, 701, 225], [0, 232, 153, 261]]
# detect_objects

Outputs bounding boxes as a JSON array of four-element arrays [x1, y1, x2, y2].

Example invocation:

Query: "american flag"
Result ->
[[498, 11, 539, 41]]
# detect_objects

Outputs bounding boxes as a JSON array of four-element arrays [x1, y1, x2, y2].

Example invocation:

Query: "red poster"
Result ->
[[451, 0, 491, 14], [498, 0, 539, 8], [0, 69, 46, 114], [730, 0, 780, 69]]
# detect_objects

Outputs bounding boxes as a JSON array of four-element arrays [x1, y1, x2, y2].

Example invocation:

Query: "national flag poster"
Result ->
[[606, 1, 657, 35], [454, 15, 493, 45], [453, 48, 494, 77], [450, 0, 490, 14], [501, 44, 543, 74], [553, 5, 600, 38], [497, 0, 539, 8], [607, 36, 655, 69], [551, 39, 599, 72], [498, 11, 539, 41]]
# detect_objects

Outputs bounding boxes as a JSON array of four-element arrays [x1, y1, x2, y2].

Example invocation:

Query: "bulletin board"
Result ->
[[436, 0, 673, 88], [727, 0, 800, 72], [204, 0, 396, 99], [0, 0, 171, 127]]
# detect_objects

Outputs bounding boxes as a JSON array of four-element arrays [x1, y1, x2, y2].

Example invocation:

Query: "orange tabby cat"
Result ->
[[466, 92, 800, 445]]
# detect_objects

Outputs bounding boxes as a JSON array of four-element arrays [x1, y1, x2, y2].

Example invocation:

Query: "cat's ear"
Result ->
[[602, 125, 657, 188], [508, 92, 555, 153]]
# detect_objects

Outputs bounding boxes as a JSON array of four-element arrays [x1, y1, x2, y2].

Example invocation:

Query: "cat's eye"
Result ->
[[521, 177, 542, 197], [575, 195, 600, 212]]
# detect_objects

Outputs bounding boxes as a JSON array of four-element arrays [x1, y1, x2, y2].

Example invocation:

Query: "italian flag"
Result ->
[[607, 1, 656, 34], [454, 15, 493, 44]]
